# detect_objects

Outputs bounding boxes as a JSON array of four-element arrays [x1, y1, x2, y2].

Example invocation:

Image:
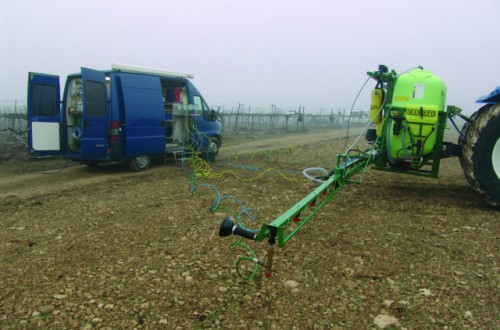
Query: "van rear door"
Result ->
[[80, 68, 108, 160], [119, 73, 165, 157], [27, 72, 62, 156]]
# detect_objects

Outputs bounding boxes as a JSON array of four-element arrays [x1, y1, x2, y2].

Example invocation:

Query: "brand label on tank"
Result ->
[[407, 108, 437, 117]]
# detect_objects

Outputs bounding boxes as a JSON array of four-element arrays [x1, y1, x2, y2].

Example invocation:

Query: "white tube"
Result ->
[[303, 167, 329, 183]]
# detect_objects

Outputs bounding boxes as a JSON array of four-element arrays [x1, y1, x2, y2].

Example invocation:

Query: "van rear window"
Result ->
[[85, 81, 106, 116], [32, 84, 58, 116]]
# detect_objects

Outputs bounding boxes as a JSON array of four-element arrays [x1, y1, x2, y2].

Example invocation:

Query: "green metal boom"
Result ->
[[219, 149, 378, 279], [255, 151, 376, 247]]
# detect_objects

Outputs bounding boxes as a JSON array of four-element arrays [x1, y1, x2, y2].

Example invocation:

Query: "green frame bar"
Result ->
[[254, 154, 373, 247], [247, 66, 451, 248]]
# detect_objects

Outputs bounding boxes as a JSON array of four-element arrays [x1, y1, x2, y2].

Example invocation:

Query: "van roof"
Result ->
[[111, 64, 194, 79]]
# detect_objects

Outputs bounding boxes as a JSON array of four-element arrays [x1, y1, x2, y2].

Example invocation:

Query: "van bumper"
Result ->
[[109, 142, 123, 160]]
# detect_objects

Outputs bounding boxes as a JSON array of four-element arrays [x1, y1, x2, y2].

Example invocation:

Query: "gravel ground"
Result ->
[[0, 129, 498, 329]]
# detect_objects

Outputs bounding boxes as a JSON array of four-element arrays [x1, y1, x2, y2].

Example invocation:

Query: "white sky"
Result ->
[[1, 0, 499, 113]]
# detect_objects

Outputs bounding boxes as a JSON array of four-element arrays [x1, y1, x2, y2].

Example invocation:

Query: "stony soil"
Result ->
[[0, 129, 498, 329]]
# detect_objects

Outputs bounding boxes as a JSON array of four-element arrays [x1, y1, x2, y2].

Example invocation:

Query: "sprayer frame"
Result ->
[[219, 65, 463, 279], [368, 67, 450, 178]]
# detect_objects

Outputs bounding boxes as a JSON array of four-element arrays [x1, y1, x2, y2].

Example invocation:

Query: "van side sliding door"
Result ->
[[119, 73, 165, 157]]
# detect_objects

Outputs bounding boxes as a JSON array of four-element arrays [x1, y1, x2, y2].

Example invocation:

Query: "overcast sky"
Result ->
[[1, 0, 499, 113]]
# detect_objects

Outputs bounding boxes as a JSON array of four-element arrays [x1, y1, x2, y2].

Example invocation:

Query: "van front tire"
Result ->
[[128, 155, 151, 172], [201, 137, 220, 163]]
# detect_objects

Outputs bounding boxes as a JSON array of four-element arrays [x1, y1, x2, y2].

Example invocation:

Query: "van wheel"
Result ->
[[209, 137, 220, 156], [460, 104, 500, 206], [128, 155, 151, 171], [201, 137, 220, 163]]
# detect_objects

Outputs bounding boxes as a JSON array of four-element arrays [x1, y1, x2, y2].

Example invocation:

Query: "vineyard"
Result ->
[[0, 103, 367, 163], [218, 105, 367, 133], [0, 104, 27, 164], [0, 104, 27, 135]]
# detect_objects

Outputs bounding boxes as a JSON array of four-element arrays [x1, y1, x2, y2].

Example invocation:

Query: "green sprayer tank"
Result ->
[[387, 68, 447, 164]]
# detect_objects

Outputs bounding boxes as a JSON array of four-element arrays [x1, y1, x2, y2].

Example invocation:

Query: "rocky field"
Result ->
[[0, 129, 498, 329]]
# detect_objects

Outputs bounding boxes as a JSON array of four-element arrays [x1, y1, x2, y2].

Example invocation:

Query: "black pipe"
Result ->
[[219, 217, 257, 241]]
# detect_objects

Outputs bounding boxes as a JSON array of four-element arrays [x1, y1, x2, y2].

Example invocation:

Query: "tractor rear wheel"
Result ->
[[460, 104, 500, 206]]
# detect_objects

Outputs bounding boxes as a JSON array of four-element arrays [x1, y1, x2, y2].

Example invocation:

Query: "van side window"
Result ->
[[32, 84, 58, 116], [193, 95, 203, 114], [193, 95, 212, 117], [85, 81, 106, 116]]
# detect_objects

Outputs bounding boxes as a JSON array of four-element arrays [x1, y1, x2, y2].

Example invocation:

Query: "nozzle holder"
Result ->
[[219, 217, 257, 241]]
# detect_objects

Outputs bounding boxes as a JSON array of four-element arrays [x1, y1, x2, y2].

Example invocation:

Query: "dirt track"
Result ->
[[0, 129, 354, 199], [1, 129, 499, 329]]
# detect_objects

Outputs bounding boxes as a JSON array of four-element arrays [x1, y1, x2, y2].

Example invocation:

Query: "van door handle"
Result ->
[[84, 120, 89, 127]]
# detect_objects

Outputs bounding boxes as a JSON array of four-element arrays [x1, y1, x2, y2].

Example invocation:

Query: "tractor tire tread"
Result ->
[[460, 104, 500, 206]]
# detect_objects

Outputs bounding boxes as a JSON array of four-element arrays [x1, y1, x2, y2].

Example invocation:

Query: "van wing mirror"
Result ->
[[210, 109, 217, 120]]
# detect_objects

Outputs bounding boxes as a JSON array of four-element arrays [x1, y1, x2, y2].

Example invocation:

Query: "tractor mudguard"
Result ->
[[476, 86, 500, 104]]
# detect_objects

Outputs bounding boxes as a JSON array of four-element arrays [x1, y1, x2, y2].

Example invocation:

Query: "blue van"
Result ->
[[27, 64, 222, 170]]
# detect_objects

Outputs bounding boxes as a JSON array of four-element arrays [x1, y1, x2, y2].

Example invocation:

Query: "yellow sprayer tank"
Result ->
[[388, 68, 447, 161]]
